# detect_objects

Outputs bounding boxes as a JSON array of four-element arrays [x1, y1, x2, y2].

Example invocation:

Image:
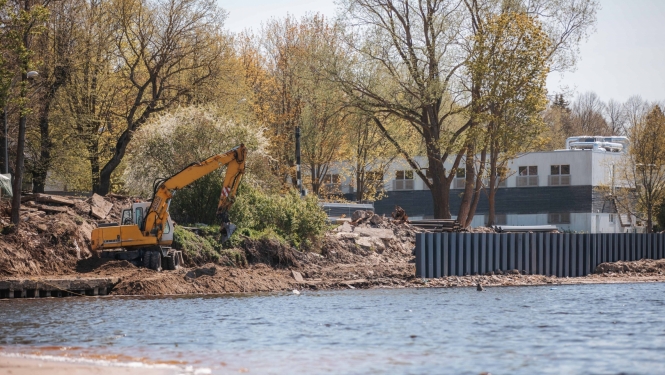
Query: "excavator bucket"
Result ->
[[220, 222, 237, 243]]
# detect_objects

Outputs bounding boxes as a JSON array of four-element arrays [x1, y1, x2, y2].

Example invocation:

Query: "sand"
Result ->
[[0, 355, 177, 375]]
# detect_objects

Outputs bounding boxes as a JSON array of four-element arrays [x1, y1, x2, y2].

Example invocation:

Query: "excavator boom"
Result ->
[[91, 145, 247, 262]]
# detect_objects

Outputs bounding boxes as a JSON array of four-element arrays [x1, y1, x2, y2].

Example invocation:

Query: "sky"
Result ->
[[220, 0, 665, 104]]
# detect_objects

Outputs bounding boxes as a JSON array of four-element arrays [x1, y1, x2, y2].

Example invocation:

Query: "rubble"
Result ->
[[90, 193, 114, 219], [391, 205, 408, 222]]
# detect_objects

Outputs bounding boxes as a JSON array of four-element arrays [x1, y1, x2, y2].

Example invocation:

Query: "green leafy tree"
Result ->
[[122, 105, 271, 224]]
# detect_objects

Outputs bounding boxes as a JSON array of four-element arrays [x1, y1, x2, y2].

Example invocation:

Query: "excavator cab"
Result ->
[[119, 202, 174, 244]]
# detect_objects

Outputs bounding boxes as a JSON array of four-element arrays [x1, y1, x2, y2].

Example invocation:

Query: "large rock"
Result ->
[[353, 227, 395, 240], [355, 236, 386, 252], [336, 232, 359, 239], [291, 270, 304, 282], [369, 214, 383, 225], [352, 210, 373, 222], [90, 194, 113, 220]]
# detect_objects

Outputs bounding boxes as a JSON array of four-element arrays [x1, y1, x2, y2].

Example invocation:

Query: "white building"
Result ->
[[328, 136, 639, 233]]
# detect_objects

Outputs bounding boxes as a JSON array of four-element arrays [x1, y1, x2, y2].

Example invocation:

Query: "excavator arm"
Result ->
[[143, 144, 247, 242]]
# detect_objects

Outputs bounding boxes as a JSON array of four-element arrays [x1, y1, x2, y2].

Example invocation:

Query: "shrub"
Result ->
[[172, 225, 222, 265], [229, 185, 328, 248]]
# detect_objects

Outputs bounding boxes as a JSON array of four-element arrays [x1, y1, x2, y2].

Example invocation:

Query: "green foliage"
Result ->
[[170, 173, 224, 224], [172, 225, 222, 264], [172, 225, 248, 267], [229, 185, 328, 248]]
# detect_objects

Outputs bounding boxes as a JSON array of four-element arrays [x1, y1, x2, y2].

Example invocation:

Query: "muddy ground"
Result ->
[[1, 197, 665, 296]]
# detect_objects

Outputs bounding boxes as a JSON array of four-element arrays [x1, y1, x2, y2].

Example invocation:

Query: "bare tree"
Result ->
[[571, 91, 610, 135], [623, 95, 650, 134], [605, 98, 626, 136]]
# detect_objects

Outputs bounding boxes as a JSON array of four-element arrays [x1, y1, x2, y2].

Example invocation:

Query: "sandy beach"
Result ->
[[0, 355, 177, 375]]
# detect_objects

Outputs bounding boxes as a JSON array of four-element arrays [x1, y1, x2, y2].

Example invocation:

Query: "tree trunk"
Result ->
[[355, 168, 364, 201], [32, 65, 68, 193], [457, 145, 475, 226], [647, 208, 653, 234], [88, 139, 100, 193], [10, 11, 30, 227], [96, 128, 133, 195], [487, 142, 499, 226], [465, 148, 487, 228], [10, 106, 27, 226], [427, 154, 452, 219], [32, 107, 52, 193]]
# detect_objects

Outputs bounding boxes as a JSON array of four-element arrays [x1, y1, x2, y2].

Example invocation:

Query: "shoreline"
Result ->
[[0, 352, 179, 375], [1, 271, 663, 300]]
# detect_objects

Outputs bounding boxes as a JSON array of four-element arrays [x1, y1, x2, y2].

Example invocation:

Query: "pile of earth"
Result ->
[[594, 259, 665, 275], [0, 193, 134, 277]]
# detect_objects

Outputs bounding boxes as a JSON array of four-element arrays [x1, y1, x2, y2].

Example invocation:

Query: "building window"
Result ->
[[548, 213, 571, 224], [549, 165, 571, 186], [517, 166, 539, 187], [454, 168, 466, 189], [609, 214, 615, 223], [394, 170, 414, 190], [485, 214, 507, 226]]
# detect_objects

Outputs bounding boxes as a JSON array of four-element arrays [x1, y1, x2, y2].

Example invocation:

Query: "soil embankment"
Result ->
[[1, 196, 665, 296]]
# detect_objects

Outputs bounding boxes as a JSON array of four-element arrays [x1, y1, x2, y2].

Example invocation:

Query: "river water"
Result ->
[[1, 283, 664, 374]]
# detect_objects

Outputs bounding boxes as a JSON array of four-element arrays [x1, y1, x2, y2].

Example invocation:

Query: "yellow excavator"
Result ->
[[91, 144, 247, 271]]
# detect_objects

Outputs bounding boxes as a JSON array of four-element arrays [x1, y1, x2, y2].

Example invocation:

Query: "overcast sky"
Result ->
[[221, 0, 665, 104]]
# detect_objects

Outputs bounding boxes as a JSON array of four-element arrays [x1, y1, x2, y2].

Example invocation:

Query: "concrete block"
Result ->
[[353, 227, 394, 240]]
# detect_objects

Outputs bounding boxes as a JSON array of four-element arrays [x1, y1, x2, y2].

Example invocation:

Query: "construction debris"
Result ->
[[391, 206, 408, 223], [22, 193, 75, 206], [90, 193, 114, 219]]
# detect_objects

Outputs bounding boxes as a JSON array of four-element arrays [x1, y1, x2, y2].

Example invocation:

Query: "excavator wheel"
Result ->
[[142, 249, 162, 271], [162, 249, 183, 271]]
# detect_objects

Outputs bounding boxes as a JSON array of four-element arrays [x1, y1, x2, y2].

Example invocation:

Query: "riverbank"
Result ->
[[0, 354, 174, 375], [2, 197, 665, 296]]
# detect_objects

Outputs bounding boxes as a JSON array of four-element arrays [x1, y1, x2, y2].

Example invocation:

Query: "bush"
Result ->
[[172, 225, 222, 265], [169, 173, 224, 224], [229, 185, 328, 248]]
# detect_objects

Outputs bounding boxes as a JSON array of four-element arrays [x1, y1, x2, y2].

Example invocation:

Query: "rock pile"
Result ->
[[335, 210, 417, 254]]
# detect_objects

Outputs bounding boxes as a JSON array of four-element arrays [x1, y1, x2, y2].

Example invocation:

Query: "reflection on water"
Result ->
[[1, 283, 665, 374]]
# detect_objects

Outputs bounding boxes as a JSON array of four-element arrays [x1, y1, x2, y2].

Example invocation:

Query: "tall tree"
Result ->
[[335, 0, 470, 219], [335, 0, 597, 219], [617, 105, 665, 233], [94, 0, 225, 195], [570, 91, 609, 135], [3, 0, 49, 227], [27, 0, 76, 192], [465, 11, 550, 227], [605, 98, 626, 136]]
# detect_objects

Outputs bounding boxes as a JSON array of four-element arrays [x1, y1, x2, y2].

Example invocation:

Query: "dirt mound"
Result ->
[[0, 210, 91, 277], [108, 264, 296, 295], [0, 193, 142, 277], [595, 259, 665, 274], [242, 238, 301, 268]]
